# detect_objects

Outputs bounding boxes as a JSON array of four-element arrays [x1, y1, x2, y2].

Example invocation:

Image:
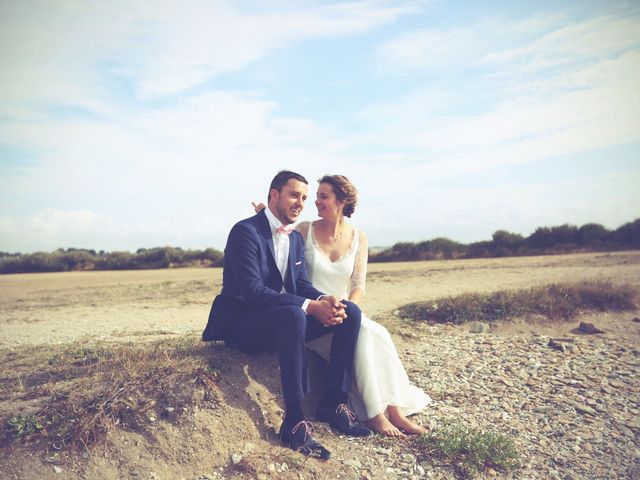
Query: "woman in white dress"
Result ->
[[255, 175, 431, 436]]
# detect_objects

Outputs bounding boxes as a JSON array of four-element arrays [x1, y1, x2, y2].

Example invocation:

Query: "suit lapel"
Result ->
[[284, 236, 297, 292], [256, 211, 284, 291], [257, 210, 277, 265]]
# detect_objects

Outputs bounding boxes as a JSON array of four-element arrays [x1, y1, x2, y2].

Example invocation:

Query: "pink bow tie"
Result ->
[[276, 225, 293, 235]]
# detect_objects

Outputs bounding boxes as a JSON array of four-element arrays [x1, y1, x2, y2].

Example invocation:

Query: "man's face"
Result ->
[[269, 179, 308, 225]]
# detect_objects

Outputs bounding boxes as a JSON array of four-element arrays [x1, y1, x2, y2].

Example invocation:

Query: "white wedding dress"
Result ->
[[302, 221, 431, 421]]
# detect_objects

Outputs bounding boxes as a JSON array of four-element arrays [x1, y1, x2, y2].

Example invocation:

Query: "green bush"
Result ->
[[398, 280, 637, 323], [370, 218, 640, 262], [420, 420, 519, 478], [1, 246, 224, 274]]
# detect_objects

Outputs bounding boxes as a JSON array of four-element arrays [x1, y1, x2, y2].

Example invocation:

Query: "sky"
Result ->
[[1, 0, 639, 253]]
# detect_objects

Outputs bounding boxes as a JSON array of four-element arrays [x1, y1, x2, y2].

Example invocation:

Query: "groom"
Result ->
[[203, 170, 371, 458]]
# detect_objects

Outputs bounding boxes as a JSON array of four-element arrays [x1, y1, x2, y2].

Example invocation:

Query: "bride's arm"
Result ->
[[252, 201, 266, 212], [348, 231, 368, 304], [295, 221, 310, 243]]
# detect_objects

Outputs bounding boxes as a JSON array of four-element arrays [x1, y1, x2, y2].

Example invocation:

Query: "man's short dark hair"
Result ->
[[268, 170, 308, 201]]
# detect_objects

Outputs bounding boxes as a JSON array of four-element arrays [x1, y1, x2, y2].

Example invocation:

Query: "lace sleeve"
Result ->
[[295, 221, 310, 243], [349, 231, 368, 295]]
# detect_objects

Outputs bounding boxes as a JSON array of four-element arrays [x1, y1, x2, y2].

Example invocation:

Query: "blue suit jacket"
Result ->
[[203, 210, 324, 341]]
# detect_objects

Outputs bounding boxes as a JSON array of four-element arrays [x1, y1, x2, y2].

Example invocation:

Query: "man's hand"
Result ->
[[308, 295, 347, 327]]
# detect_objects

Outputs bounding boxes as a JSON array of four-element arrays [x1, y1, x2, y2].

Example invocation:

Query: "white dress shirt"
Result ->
[[264, 207, 310, 312], [264, 207, 290, 281]]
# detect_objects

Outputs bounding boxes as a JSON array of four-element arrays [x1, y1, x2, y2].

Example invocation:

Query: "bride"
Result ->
[[255, 174, 431, 436]]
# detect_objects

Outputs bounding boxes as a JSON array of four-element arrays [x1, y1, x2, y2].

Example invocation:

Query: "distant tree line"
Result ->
[[369, 219, 640, 262], [2, 219, 638, 274], [0, 247, 223, 274]]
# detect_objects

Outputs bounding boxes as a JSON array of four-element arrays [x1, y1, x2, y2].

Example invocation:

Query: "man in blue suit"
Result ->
[[203, 170, 370, 459]]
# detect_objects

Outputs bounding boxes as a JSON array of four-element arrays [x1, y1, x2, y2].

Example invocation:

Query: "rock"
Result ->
[[53, 466, 62, 474], [360, 470, 373, 480], [400, 453, 416, 463], [548, 339, 568, 352], [627, 463, 640, 480], [469, 321, 490, 334], [578, 322, 605, 334], [230, 454, 242, 465], [497, 377, 514, 388], [375, 447, 392, 455], [344, 458, 362, 468], [243, 442, 256, 454]]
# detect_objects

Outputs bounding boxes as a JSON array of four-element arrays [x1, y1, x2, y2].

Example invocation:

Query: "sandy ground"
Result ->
[[1, 251, 639, 348], [1, 251, 640, 480]]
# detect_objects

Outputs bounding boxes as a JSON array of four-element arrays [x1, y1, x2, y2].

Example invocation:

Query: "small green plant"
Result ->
[[420, 421, 519, 478], [7, 414, 44, 440]]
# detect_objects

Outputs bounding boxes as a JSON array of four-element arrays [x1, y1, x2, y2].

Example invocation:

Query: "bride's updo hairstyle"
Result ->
[[318, 174, 358, 218]]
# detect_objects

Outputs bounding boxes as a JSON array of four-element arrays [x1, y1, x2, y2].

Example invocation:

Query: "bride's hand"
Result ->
[[252, 201, 266, 213], [308, 297, 347, 327]]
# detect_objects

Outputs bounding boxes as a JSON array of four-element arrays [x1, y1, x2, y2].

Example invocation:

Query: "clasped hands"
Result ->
[[308, 295, 347, 327]]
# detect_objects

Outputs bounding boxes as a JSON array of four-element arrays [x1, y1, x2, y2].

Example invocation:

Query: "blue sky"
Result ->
[[1, 0, 639, 253]]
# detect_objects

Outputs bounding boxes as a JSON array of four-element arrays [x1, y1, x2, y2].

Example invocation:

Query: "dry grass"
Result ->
[[0, 336, 220, 451], [398, 280, 637, 324]]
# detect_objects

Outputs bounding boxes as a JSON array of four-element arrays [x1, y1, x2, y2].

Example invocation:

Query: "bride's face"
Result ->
[[315, 183, 344, 219]]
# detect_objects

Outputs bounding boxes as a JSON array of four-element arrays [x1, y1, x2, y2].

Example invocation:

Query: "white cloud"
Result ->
[[0, 207, 229, 252], [0, 209, 116, 251], [376, 12, 568, 72], [367, 11, 640, 179], [1, 2, 638, 252], [378, 26, 480, 70], [482, 14, 640, 70], [133, 1, 417, 98], [0, 85, 356, 252], [0, 0, 416, 104], [29, 209, 115, 235], [377, 10, 640, 76]]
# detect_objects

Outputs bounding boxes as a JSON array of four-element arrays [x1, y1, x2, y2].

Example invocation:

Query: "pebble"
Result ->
[[375, 447, 392, 455], [344, 458, 362, 468], [24, 307, 639, 480], [568, 402, 597, 416], [392, 322, 640, 480], [253, 320, 639, 480]]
